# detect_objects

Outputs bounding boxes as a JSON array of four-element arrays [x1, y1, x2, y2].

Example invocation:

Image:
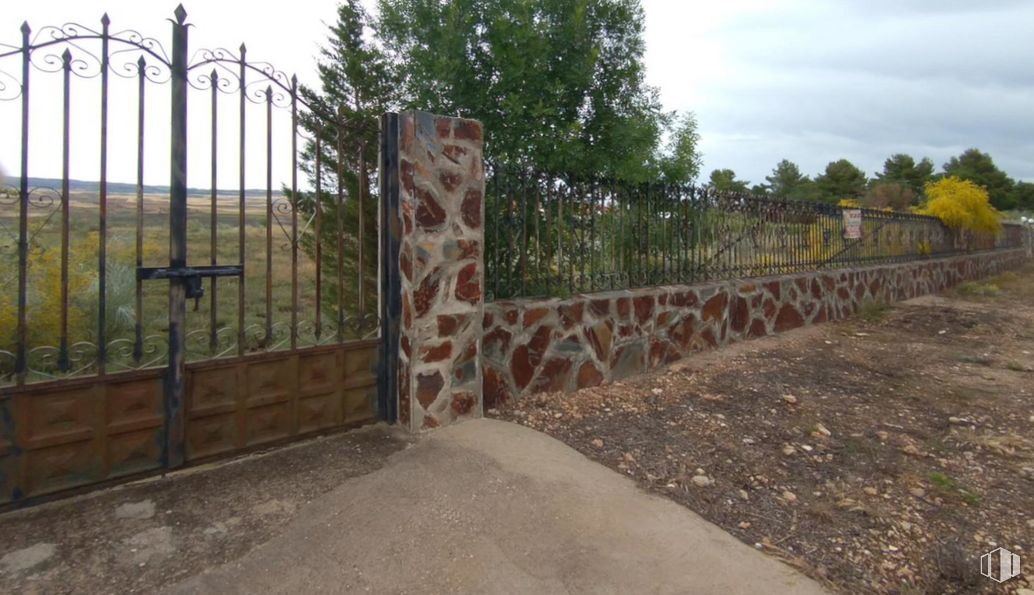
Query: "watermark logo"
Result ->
[[981, 547, 1021, 583]]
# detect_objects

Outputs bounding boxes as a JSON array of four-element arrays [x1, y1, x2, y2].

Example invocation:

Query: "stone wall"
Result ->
[[395, 111, 485, 431], [481, 249, 1030, 408]]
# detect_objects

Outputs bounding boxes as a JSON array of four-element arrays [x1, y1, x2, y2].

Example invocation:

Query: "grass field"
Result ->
[[0, 190, 375, 383]]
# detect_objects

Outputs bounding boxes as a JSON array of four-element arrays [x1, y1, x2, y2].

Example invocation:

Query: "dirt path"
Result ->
[[494, 265, 1034, 594], [0, 425, 412, 594]]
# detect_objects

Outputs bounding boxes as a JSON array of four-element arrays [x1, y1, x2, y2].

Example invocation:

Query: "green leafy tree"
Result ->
[[376, 0, 698, 182], [815, 159, 867, 203], [1009, 181, 1034, 211], [764, 159, 821, 201], [293, 0, 399, 332], [942, 148, 1016, 210], [707, 169, 749, 194], [874, 154, 933, 198]]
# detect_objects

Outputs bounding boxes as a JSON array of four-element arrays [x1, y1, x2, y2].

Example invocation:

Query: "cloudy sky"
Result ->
[[0, 0, 1031, 187]]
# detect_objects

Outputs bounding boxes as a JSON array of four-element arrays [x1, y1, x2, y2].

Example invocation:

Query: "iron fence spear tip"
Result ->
[[174, 5, 187, 24], [101, 13, 110, 27], [20, 21, 30, 35]]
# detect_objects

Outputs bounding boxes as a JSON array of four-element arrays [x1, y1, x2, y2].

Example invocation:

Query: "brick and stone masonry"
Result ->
[[481, 249, 1031, 409], [394, 111, 485, 431]]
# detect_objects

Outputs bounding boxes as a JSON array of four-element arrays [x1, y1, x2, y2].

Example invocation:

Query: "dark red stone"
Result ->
[[822, 274, 836, 292], [413, 268, 441, 319], [457, 239, 480, 259], [762, 298, 777, 321], [559, 302, 585, 329], [461, 189, 482, 229], [415, 187, 447, 230], [527, 325, 554, 367], [585, 321, 614, 361], [402, 293, 413, 329], [590, 299, 611, 317], [671, 290, 699, 308], [443, 144, 468, 163], [701, 291, 729, 322], [421, 341, 452, 363], [455, 263, 481, 304], [531, 358, 573, 393], [482, 312, 494, 329], [401, 336, 412, 358], [483, 327, 512, 360], [505, 309, 519, 325], [796, 278, 809, 293], [730, 296, 750, 333], [774, 304, 805, 332], [615, 298, 631, 320], [811, 279, 822, 299], [439, 171, 462, 193], [656, 311, 673, 327], [576, 361, 604, 389], [483, 365, 512, 409], [438, 313, 471, 337], [738, 283, 756, 295], [454, 120, 483, 142], [435, 118, 452, 139], [700, 328, 718, 347], [523, 307, 550, 329], [813, 304, 827, 323], [764, 281, 781, 301], [748, 319, 768, 338], [400, 159, 414, 192], [415, 371, 444, 409], [511, 346, 534, 390], [633, 296, 655, 324], [669, 316, 695, 348], [836, 287, 850, 301], [451, 392, 477, 416]]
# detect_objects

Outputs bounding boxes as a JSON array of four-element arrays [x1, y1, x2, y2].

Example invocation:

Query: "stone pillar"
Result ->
[[394, 111, 484, 431]]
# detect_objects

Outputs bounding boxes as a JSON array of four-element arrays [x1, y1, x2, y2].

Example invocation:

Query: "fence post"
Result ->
[[163, 4, 189, 468], [383, 111, 485, 431]]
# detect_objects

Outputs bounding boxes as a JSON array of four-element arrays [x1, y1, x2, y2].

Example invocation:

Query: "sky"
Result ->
[[0, 0, 1031, 189]]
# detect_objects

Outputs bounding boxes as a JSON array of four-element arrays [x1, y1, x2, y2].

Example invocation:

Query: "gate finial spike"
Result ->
[[20, 21, 30, 35], [174, 5, 188, 25], [101, 13, 110, 27], [62, 48, 72, 61]]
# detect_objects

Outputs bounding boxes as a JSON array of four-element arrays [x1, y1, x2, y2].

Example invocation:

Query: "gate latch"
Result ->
[[138, 265, 244, 311]]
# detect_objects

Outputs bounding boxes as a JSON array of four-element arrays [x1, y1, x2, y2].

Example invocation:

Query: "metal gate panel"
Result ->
[[184, 340, 377, 463]]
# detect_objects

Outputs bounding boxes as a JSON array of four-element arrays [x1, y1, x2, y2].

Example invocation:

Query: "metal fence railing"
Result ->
[[485, 167, 1026, 300]]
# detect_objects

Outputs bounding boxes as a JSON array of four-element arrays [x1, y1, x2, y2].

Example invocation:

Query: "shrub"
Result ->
[[919, 178, 1000, 250]]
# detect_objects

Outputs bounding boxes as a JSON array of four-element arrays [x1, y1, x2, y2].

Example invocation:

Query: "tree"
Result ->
[[294, 0, 399, 331], [874, 154, 933, 197], [863, 181, 915, 211], [656, 112, 702, 184], [376, 0, 698, 182], [764, 160, 809, 198], [815, 159, 867, 203], [920, 177, 1000, 250], [1010, 181, 1034, 211], [707, 169, 749, 194], [942, 148, 1015, 210]]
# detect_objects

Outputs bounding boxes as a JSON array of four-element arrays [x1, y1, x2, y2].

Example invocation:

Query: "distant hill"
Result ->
[[11, 177, 272, 198]]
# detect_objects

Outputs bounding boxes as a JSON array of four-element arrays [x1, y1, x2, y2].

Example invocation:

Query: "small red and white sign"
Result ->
[[842, 209, 862, 240]]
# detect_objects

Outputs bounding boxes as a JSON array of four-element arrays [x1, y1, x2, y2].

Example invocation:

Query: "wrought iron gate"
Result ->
[[0, 6, 384, 505]]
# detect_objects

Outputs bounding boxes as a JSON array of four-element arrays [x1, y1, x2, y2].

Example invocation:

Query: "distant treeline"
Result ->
[[10, 177, 270, 198]]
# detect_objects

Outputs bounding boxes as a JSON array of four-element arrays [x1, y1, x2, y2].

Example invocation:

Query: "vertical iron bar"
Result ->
[[15, 22, 30, 384], [377, 112, 400, 423], [59, 50, 71, 372], [237, 44, 246, 356], [533, 174, 541, 294], [314, 132, 322, 341], [209, 70, 219, 354], [335, 112, 345, 342], [590, 178, 596, 292], [290, 77, 298, 348], [357, 140, 366, 327], [133, 57, 145, 365], [544, 175, 552, 296], [264, 86, 273, 346], [520, 172, 527, 297], [491, 169, 499, 298], [98, 13, 110, 375], [165, 5, 189, 469]]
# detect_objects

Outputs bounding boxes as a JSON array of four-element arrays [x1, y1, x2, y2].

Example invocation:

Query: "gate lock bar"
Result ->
[[138, 265, 244, 309]]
